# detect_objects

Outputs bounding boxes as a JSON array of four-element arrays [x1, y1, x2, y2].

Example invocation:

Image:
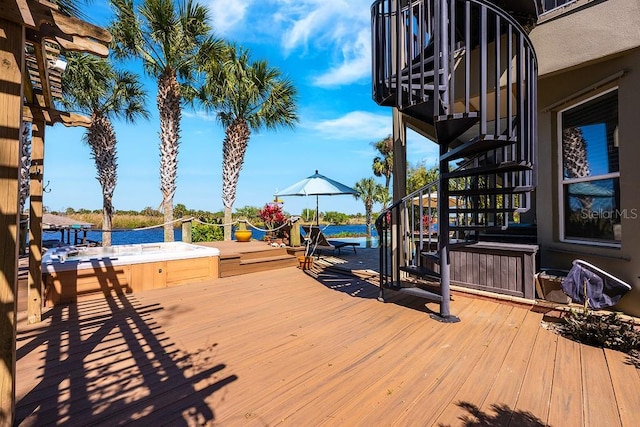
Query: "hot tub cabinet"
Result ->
[[42, 242, 220, 306]]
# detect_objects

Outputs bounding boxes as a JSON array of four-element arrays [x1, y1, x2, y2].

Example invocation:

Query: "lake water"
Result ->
[[44, 224, 379, 246]]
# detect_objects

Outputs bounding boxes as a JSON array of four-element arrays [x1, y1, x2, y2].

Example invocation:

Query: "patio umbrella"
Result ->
[[275, 170, 357, 225]]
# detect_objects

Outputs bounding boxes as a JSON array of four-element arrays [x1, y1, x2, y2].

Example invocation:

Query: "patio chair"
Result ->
[[561, 259, 632, 309], [301, 226, 359, 256]]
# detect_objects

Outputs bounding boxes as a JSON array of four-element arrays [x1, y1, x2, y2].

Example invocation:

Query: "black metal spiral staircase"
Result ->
[[372, 0, 539, 321]]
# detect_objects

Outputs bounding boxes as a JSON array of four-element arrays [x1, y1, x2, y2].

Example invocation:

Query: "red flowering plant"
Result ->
[[258, 203, 288, 239]]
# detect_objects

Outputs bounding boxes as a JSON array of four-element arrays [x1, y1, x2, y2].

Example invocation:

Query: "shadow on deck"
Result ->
[[15, 245, 640, 425]]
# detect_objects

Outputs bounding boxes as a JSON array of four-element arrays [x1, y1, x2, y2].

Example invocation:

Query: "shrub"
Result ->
[[562, 309, 640, 354], [192, 223, 224, 242]]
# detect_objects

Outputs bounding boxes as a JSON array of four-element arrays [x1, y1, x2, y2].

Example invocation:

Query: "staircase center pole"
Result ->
[[434, 128, 460, 323]]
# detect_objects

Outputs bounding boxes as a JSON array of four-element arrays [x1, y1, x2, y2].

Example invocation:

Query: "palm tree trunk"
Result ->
[[89, 114, 117, 247], [102, 204, 112, 247], [365, 202, 373, 237], [158, 70, 181, 242], [222, 118, 250, 240]]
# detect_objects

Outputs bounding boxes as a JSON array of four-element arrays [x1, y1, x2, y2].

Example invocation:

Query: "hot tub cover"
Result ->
[[562, 260, 631, 309]]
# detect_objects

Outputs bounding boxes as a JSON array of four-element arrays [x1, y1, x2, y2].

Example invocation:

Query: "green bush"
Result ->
[[191, 216, 224, 242], [323, 211, 349, 225], [562, 310, 640, 354]]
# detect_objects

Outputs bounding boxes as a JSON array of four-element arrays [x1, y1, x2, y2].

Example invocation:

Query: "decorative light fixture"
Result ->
[[49, 59, 67, 73]]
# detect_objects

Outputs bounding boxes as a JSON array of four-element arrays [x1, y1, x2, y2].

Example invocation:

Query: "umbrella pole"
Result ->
[[316, 195, 319, 226]]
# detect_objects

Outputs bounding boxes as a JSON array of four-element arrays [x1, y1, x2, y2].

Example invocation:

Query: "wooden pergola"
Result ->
[[0, 1, 110, 424]]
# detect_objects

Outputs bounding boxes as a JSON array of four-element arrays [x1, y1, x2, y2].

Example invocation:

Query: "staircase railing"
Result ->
[[375, 181, 440, 297], [371, 0, 538, 321]]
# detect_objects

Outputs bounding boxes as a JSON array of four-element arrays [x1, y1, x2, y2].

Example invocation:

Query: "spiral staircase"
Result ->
[[372, 0, 539, 321]]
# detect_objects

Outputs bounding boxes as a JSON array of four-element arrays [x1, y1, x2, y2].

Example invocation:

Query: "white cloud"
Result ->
[[183, 110, 217, 122], [275, 1, 372, 86], [306, 111, 391, 141], [204, 1, 373, 86], [206, 0, 254, 36], [312, 29, 370, 87]]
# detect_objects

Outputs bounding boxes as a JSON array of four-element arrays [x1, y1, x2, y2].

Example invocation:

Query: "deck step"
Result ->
[[385, 282, 443, 303], [219, 252, 298, 277], [420, 252, 441, 264], [399, 265, 441, 281]]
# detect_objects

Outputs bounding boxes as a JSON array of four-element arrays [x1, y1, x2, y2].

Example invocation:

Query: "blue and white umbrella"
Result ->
[[275, 170, 357, 225]]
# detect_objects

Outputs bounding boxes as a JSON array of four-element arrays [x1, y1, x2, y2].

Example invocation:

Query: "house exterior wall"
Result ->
[[530, 0, 640, 77], [533, 0, 640, 315]]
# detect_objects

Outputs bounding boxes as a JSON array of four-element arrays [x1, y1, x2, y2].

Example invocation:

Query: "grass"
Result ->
[[67, 213, 166, 229]]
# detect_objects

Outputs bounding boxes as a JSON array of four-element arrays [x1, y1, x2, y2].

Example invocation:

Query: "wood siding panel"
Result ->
[[130, 261, 166, 292], [165, 257, 216, 287], [448, 244, 537, 299], [44, 266, 131, 306]]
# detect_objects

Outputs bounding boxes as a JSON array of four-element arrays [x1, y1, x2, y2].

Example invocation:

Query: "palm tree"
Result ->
[[61, 53, 148, 246], [110, 0, 217, 241], [372, 135, 393, 207], [198, 44, 298, 240], [354, 178, 385, 237]]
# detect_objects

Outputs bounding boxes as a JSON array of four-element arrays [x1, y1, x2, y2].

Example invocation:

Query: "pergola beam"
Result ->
[[0, 1, 111, 423], [0, 16, 25, 427]]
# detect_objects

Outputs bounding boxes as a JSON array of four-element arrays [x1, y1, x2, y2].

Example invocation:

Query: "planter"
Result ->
[[298, 255, 313, 270], [234, 230, 252, 242], [535, 269, 571, 304]]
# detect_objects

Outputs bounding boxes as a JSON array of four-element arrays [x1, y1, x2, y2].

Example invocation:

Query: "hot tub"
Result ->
[[42, 242, 220, 306]]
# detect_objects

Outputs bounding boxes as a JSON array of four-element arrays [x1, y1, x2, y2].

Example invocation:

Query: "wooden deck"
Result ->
[[15, 264, 640, 426]]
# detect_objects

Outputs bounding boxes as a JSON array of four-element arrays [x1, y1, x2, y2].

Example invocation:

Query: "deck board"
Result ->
[[432, 306, 527, 425], [15, 265, 634, 426], [547, 336, 584, 427], [604, 348, 640, 427], [581, 344, 622, 427], [512, 325, 558, 425], [479, 309, 541, 418]]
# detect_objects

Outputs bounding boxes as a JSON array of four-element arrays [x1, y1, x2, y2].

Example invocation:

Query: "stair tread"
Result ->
[[443, 161, 532, 179], [386, 284, 443, 302], [240, 255, 296, 265], [434, 113, 480, 145], [449, 186, 534, 196], [441, 135, 518, 162], [449, 207, 529, 213], [399, 265, 441, 280]]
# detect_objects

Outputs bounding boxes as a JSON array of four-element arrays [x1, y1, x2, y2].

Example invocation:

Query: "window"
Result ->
[[559, 89, 620, 245], [539, 0, 578, 15]]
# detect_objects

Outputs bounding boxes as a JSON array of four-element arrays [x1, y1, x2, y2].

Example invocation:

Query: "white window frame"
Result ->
[[556, 86, 621, 248]]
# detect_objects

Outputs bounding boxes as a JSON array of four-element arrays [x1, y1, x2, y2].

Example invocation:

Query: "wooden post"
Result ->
[[28, 115, 45, 324], [182, 219, 192, 243], [392, 109, 407, 272], [290, 220, 301, 247], [0, 17, 25, 425]]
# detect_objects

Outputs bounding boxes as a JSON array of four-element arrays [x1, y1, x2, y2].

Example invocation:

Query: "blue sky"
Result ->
[[44, 0, 439, 215]]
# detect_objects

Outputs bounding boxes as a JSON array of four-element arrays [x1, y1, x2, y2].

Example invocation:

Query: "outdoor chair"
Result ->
[[301, 226, 359, 256], [561, 259, 632, 309]]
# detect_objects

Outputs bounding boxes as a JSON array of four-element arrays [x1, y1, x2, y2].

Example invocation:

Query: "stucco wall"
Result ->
[[536, 50, 640, 316], [530, 0, 640, 77]]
